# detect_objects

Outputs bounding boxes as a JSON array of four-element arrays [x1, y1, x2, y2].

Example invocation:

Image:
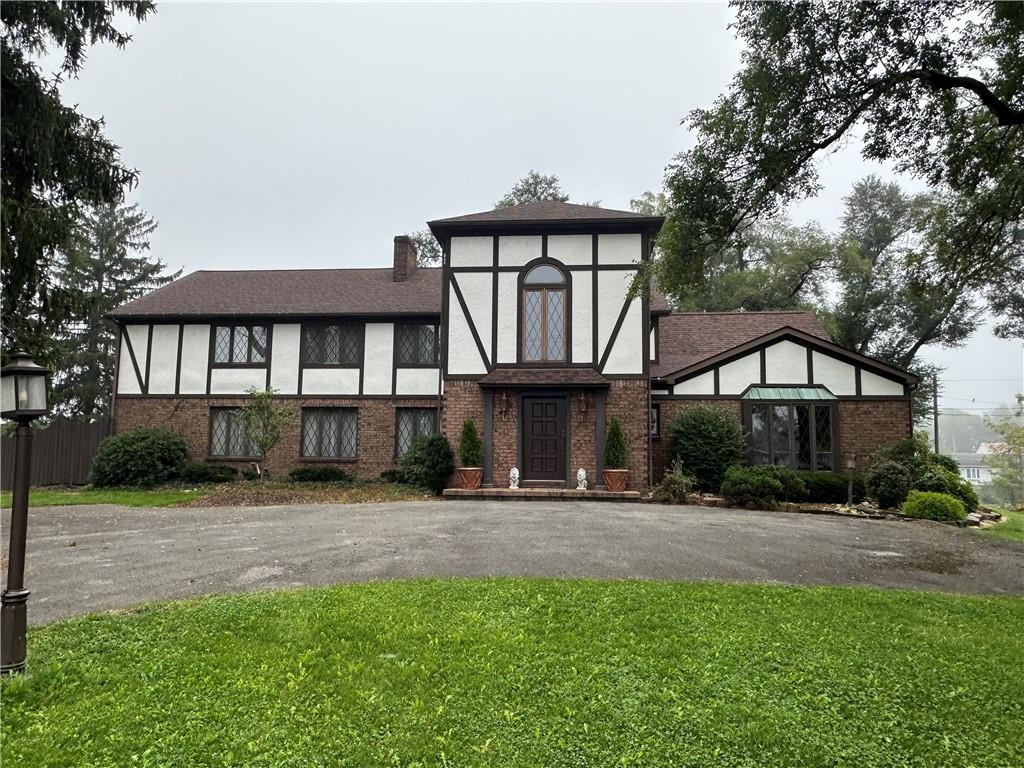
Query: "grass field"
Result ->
[[978, 507, 1024, 544], [2, 580, 1022, 767], [0, 486, 208, 508]]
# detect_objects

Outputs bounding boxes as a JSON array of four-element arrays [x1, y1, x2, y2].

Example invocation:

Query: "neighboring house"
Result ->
[[953, 442, 1006, 486], [108, 202, 917, 489]]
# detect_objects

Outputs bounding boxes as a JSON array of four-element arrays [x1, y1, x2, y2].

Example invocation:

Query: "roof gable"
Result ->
[[428, 202, 663, 237]]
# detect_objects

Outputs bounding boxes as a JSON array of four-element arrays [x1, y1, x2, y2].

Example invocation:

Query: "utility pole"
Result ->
[[932, 373, 940, 453]]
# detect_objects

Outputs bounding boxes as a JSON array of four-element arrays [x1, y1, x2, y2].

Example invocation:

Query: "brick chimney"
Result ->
[[393, 235, 418, 282]]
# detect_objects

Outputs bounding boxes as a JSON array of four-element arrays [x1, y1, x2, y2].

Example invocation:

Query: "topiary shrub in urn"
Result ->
[[457, 419, 483, 489], [603, 418, 629, 492]]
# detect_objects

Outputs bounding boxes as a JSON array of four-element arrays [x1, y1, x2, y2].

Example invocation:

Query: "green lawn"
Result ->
[[978, 508, 1024, 544], [0, 486, 209, 508], [2, 580, 1022, 767]]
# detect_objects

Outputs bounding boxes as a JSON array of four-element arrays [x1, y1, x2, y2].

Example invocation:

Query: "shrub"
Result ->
[[379, 468, 407, 484], [604, 418, 628, 469], [399, 434, 455, 495], [288, 466, 353, 483], [913, 468, 979, 513], [719, 466, 785, 507], [796, 470, 866, 504], [754, 465, 806, 502], [866, 460, 912, 509], [667, 406, 745, 490], [650, 461, 694, 505], [458, 420, 483, 467], [181, 462, 238, 484], [901, 490, 967, 522], [91, 428, 189, 488]]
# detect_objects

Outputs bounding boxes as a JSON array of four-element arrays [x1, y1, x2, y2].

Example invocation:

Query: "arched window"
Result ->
[[522, 263, 566, 361]]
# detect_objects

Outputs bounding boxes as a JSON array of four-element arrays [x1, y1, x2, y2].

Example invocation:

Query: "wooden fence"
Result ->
[[1, 418, 111, 490]]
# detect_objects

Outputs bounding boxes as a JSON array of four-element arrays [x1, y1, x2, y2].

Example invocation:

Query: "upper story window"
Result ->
[[396, 323, 438, 366], [303, 324, 361, 366], [213, 324, 268, 366], [522, 263, 566, 362]]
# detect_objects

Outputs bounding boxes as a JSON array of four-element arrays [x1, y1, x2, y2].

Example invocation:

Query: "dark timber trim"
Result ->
[[174, 323, 184, 395], [598, 293, 632, 372], [482, 389, 494, 487], [591, 234, 599, 365], [122, 324, 145, 394], [490, 235, 499, 365], [450, 275, 492, 370], [594, 389, 606, 490]]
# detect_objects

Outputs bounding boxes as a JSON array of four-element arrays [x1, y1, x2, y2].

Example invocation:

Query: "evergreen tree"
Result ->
[[1, 1, 155, 367], [50, 204, 180, 418]]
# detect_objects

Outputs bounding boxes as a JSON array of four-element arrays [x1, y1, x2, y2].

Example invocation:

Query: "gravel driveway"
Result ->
[[5, 501, 1023, 624]]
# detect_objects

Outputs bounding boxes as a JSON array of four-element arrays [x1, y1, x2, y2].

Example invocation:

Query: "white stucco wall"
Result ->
[[396, 368, 440, 395], [362, 323, 393, 395], [116, 331, 142, 395], [447, 299, 487, 374], [496, 273, 518, 364], [765, 340, 808, 384], [209, 367, 266, 394], [498, 235, 542, 266], [596, 269, 633, 363], [147, 325, 179, 394], [718, 352, 761, 395], [450, 236, 492, 268], [270, 324, 300, 394], [861, 368, 904, 396], [597, 233, 641, 265], [571, 271, 592, 364], [811, 351, 856, 396], [673, 370, 715, 395], [177, 324, 209, 394], [300, 368, 360, 395], [602, 298, 643, 374], [454, 273, 492, 364], [547, 235, 592, 265]]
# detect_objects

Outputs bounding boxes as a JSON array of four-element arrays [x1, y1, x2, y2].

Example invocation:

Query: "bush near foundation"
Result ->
[[796, 470, 866, 504], [181, 463, 238, 484], [868, 434, 973, 511], [866, 460, 912, 509], [912, 468, 979, 513], [901, 490, 967, 522], [400, 435, 455, 495], [650, 461, 695, 504], [288, 466, 353, 483], [668, 406, 746, 490], [91, 429, 190, 488], [720, 466, 784, 507]]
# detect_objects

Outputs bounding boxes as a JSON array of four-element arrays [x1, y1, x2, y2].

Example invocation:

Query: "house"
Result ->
[[108, 202, 917, 489], [951, 442, 1004, 485]]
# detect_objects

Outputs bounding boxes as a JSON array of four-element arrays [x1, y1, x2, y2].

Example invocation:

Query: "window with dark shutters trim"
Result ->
[[396, 324, 438, 366]]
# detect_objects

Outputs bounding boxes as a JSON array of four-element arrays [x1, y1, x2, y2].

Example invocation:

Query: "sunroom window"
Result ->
[[744, 387, 836, 471]]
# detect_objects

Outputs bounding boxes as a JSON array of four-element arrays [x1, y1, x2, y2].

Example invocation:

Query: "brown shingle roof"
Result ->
[[478, 367, 609, 388], [652, 311, 830, 379], [108, 268, 442, 319], [430, 201, 660, 224]]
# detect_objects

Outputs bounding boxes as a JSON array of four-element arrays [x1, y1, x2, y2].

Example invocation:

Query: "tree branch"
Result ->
[[906, 68, 1024, 126]]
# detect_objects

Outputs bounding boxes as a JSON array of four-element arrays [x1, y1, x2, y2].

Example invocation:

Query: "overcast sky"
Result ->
[[46, 1, 1022, 413]]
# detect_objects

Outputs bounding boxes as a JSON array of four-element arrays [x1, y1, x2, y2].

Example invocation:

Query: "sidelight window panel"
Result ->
[[771, 405, 791, 467], [814, 405, 834, 470], [750, 405, 769, 464]]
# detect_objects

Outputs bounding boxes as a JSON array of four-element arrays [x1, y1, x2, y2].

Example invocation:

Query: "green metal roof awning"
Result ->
[[742, 386, 837, 401]]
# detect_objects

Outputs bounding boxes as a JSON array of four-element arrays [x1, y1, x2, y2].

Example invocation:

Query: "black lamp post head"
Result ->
[[1, 351, 50, 421]]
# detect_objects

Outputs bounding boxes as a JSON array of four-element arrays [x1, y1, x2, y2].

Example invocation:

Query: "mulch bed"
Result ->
[[180, 481, 432, 507]]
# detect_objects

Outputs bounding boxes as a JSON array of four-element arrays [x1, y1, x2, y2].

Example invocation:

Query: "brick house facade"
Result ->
[[109, 202, 917, 490]]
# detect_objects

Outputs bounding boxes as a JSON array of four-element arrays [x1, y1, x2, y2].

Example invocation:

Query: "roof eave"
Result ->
[[428, 216, 664, 240]]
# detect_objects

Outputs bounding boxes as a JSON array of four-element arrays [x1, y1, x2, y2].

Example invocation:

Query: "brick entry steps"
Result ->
[[442, 488, 642, 502]]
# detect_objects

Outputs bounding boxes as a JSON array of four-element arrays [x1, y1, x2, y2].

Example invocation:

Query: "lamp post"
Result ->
[[1, 352, 49, 676]]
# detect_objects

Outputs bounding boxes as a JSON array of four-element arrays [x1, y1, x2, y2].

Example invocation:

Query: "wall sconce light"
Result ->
[[499, 392, 510, 422], [577, 391, 588, 423]]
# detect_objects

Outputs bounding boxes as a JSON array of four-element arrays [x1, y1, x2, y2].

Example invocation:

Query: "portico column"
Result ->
[[594, 389, 606, 490], [482, 389, 494, 487]]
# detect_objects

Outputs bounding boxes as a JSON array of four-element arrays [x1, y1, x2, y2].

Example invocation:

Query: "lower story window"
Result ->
[[210, 408, 258, 458], [396, 407, 437, 458], [748, 402, 835, 471], [302, 408, 357, 459], [650, 404, 661, 437]]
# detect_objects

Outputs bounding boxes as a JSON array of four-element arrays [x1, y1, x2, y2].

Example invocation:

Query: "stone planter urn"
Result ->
[[457, 467, 483, 489], [602, 469, 629, 492]]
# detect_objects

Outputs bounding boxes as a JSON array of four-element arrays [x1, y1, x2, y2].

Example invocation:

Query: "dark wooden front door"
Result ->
[[522, 397, 566, 481]]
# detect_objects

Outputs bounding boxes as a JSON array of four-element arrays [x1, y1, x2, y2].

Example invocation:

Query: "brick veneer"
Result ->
[[650, 396, 911, 482], [115, 396, 439, 478], [443, 378, 651, 491]]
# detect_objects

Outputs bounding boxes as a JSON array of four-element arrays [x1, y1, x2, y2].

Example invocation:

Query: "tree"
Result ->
[[495, 170, 570, 209], [985, 397, 1024, 506], [1, 1, 156, 367], [658, 1, 1024, 337], [238, 387, 296, 480], [49, 204, 180, 418], [408, 230, 443, 268]]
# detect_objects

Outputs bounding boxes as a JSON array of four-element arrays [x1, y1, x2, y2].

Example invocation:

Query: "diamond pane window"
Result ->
[[214, 326, 232, 363], [209, 408, 258, 457], [523, 291, 544, 361], [743, 400, 836, 471], [396, 407, 437, 458], [213, 325, 270, 364], [521, 263, 566, 362], [301, 408, 357, 459], [303, 324, 361, 365], [545, 289, 564, 360], [396, 324, 437, 365]]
